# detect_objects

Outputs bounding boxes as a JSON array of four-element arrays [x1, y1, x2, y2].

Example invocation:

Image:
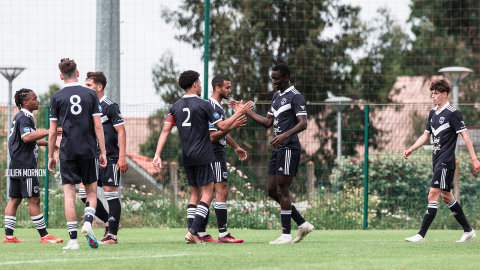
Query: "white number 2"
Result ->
[[182, 108, 191, 126], [70, 95, 82, 115]]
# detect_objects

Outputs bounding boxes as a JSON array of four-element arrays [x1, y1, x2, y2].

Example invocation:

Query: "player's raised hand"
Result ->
[[117, 156, 129, 174], [99, 153, 107, 169], [237, 101, 254, 114], [231, 115, 247, 129], [472, 158, 480, 174], [153, 155, 162, 171], [48, 157, 57, 173], [403, 149, 413, 159], [228, 100, 244, 111], [235, 147, 248, 161]]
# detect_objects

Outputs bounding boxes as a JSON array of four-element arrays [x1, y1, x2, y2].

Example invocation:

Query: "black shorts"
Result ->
[[268, 147, 301, 177], [60, 158, 98, 185], [98, 162, 121, 187], [9, 177, 40, 198], [431, 168, 455, 191], [212, 161, 228, 183], [184, 164, 215, 187]]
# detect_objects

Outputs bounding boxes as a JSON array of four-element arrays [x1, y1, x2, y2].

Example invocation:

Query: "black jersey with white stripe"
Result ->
[[95, 96, 124, 160], [267, 86, 307, 150], [165, 95, 221, 166], [208, 97, 227, 162], [49, 82, 102, 160], [425, 102, 466, 170], [8, 109, 38, 170]]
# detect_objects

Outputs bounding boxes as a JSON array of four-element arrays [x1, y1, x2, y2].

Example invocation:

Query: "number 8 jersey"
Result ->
[[165, 94, 221, 166], [49, 82, 102, 160]]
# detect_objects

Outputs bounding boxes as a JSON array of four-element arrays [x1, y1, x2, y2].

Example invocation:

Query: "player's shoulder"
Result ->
[[101, 97, 117, 107], [290, 88, 305, 100], [446, 104, 458, 113], [15, 110, 32, 121]]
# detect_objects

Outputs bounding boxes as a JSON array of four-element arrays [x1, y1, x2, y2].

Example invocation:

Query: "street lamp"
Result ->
[[325, 91, 352, 164], [0, 67, 26, 198], [438, 67, 473, 109]]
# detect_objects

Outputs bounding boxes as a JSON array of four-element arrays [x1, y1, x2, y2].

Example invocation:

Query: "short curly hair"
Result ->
[[86, 71, 107, 90], [58, 58, 77, 79], [272, 63, 291, 79], [178, 70, 200, 90], [430, 79, 451, 95]]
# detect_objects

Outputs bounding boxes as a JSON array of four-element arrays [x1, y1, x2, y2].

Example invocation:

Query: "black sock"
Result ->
[[187, 204, 196, 230], [80, 192, 109, 224], [31, 214, 48, 237], [84, 205, 96, 224], [5, 216, 15, 236], [67, 221, 77, 240], [199, 209, 209, 234], [215, 202, 228, 233], [418, 201, 438, 237], [105, 192, 121, 235], [447, 198, 472, 232], [189, 201, 209, 235], [291, 204, 306, 226], [281, 209, 292, 235]]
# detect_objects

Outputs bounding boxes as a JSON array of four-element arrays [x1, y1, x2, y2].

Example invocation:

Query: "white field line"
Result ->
[[0, 253, 188, 265]]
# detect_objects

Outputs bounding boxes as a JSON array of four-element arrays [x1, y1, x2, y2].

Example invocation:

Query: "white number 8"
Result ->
[[70, 95, 82, 115]]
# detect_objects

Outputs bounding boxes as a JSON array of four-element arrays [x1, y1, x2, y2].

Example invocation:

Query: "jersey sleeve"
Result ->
[[268, 93, 276, 116], [292, 94, 307, 116], [18, 117, 34, 138], [452, 111, 467, 133], [204, 102, 221, 125], [92, 94, 102, 117], [165, 106, 176, 126], [49, 95, 58, 121], [425, 110, 433, 133], [107, 104, 125, 127]]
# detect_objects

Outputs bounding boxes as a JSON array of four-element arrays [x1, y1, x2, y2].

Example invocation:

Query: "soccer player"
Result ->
[[152, 70, 253, 244], [4, 89, 63, 244], [198, 75, 247, 243], [74, 71, 128, 245], [48, 58, 107, 249], [403, 79, 480, 242], [229, 63, 314, 244]]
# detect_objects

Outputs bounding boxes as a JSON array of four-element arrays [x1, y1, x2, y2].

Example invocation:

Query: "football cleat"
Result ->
[[185, 231, 204, 245], [456, 229, 476, 242], [63, 239, 80, 249], [293, 222, 315, 243], [82, 222, 99, 249], [269, 235, 293, 244], [218, 233, 244, 243], [200, 234, 220, 243], [103, 224, 122, 239], [405, 234, 425, 242], [40, 234, 63, 243], [3, 235, 24, 243], [99, 234, 118, 244]]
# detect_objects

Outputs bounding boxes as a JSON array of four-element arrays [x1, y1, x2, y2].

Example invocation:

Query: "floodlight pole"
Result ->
[[203, 0, 210, 100]]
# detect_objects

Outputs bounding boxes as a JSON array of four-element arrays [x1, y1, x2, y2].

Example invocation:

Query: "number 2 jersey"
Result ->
[[267, 86, 307, 150], [49, 82, 102, 160], [8, 109, 39, 170], [165, 94, 221, 166]]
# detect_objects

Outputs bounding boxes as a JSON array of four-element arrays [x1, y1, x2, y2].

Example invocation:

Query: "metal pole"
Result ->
[[96, 0, 120, 104], [6, 80, 12, 199], [337, 110, 342, 164], [44, 107, 50, 227], [203, 0, 210, 100], [453, 83, 458, 109], [363, 105, 369, 229]]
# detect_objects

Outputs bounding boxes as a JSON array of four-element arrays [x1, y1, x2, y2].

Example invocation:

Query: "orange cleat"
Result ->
[[185, 231, 204, 245], [3, 235, 24, 243], [40, 234, 63, 243]]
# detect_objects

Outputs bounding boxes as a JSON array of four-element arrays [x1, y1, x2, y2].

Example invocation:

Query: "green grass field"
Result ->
[[0, 229, 479, 269]]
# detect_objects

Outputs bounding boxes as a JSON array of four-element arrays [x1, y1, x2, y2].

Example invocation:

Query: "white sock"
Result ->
[[298, 222, 308, 229], [219, 232, 228, 238], [198, 232, 206, 237], [281, 234, 292, 239]]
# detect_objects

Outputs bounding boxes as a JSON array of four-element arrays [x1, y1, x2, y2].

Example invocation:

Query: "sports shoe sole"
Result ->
[[405, 238, 425, 242], [82, 230, 99, 249], [293, 225, 315, 243], [456, 232, 476, 242]]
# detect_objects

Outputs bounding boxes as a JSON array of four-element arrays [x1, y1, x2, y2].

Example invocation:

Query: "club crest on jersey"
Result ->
[[23, 127, 30, 133], [99, 105, 102, 112], [281, 98, 287, 105], [214, 112, 220, 119], [34, 186, 39, 193], [439, 117, 445, 124], [223, 172, 228, 179]]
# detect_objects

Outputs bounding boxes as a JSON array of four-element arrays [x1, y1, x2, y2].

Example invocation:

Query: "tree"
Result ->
[[36, 84, 61, 129]]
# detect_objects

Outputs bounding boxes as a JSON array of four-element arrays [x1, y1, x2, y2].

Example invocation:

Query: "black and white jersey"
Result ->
[[165, 94, 221, 166], [95, 96, 124, 160], [267, 86, 307, 150], [208, 97, 227, 162], [425, 102, 467, 170], [8, 109, 38, 170], [49, 82, 102, 160]]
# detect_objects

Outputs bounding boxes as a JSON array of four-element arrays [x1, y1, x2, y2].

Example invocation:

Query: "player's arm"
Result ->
[[459, 131, 480, 173], [22, 130, 49, 143], [403, 132, 430, 159], [215, 101, 253, 131], [37, 140, 48, 147], [229, 100, 274, 128], [114, 124, 128, 173], [226, 134, 247, 161], [93, 115, 107, 168], [47, 120, 58, 173], [270, 115, 307, 147], [210, 116, 247, 142], [153, 122, 174, 170]]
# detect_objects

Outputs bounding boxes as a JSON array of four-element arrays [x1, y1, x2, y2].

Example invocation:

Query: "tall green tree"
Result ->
[[36, 83, 61, 129]]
